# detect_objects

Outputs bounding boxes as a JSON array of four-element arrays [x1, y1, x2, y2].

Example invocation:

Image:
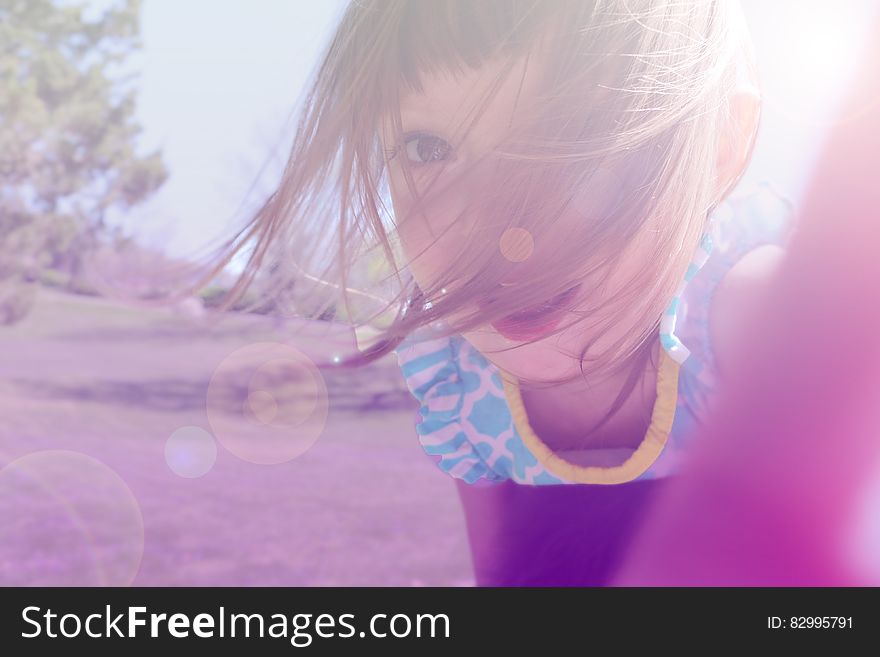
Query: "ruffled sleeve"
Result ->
[[674, 181, 798, 417], [394, 329, 508, 484]]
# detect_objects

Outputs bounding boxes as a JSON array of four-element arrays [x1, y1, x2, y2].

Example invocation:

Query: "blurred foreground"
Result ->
[[0, 289, 472, 586]]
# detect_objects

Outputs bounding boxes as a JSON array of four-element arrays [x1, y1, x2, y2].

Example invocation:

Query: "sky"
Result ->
[[106, 0, 347, 259], [105, 0, 879, 262]]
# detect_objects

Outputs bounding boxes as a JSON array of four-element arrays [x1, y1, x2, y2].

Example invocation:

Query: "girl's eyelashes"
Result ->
[[389, 131, 455, 167]]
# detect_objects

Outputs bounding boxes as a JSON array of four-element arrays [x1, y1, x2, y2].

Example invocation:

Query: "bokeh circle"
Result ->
[[206, 342, 329, 465], [0, 450, 144, 586], [498, 227, 534, 263], [165, 426, 218, 478]]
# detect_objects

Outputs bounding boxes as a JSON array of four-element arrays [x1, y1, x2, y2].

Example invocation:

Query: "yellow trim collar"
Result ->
[[500, 346, 681, 485]]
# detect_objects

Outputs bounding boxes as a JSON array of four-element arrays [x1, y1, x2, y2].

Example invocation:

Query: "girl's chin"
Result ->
[[459, 330, 575, 380]]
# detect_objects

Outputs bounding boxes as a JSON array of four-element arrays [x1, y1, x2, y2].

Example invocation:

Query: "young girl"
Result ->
[[208, 0, 795, 585]]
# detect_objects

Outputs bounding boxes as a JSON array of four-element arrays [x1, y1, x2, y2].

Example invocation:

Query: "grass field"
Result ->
[[0, 289, 474, 586]]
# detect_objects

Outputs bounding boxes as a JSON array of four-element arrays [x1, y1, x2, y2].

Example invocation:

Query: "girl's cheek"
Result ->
[[398, 224, 455, 291]]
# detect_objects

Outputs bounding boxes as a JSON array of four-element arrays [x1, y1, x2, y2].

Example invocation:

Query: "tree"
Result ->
[[0, 0, 167, 321]]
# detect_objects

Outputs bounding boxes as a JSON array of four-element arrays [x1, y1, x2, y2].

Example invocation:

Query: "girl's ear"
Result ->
[[714, 85, 762, 202]]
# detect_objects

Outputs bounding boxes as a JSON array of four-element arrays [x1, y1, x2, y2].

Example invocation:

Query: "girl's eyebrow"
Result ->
[[399, 98, 450, 123], [397, 109, 462, 140], [399, 94, 432, 110], [400, 84, 474, 120]]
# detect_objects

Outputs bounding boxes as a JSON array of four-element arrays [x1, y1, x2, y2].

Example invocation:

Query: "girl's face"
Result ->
[[381, 56, 659, 385]]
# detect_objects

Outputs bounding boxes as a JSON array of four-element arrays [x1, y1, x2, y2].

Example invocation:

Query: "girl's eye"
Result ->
[[402, 132, 454, 165]]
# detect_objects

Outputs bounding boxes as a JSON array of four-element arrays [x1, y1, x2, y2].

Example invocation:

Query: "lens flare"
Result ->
[[498, 227, 534, 263], [207, 342, 329, 465], [0, 450, 144, 586], [165, 425, 218, 478]]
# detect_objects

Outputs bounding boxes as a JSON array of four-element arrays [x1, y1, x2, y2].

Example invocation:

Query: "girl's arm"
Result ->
[[614, 16, 880, 585]]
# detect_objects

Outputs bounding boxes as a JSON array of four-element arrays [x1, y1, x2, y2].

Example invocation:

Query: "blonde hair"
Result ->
[[202, 0, 759, 400]]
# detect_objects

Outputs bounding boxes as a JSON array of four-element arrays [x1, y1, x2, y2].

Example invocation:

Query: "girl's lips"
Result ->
[[482, 283, 582, 342]]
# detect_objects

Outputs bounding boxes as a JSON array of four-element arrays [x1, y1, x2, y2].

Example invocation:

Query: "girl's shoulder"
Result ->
[[676, 181, 798, 385], [709, 242, 786, 376]]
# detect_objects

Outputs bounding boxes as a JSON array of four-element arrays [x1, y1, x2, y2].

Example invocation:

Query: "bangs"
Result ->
[[391, 0, 562, 96]]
